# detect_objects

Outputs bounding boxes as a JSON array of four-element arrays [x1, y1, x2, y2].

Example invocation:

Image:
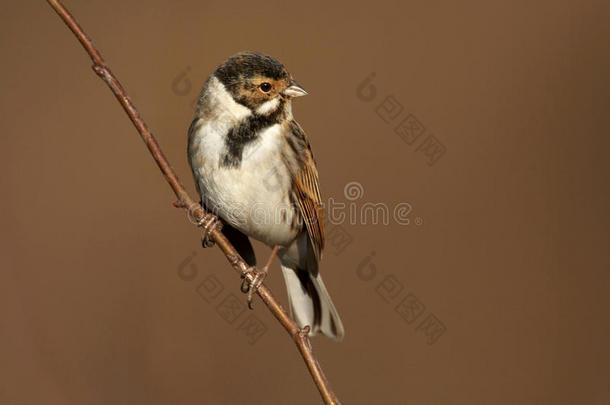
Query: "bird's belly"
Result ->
[[200, 165, 299, 246], [190, 123, 300, 247]]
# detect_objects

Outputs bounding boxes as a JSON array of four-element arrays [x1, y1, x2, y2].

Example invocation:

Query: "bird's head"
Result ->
[[212, 51, 307, 115]]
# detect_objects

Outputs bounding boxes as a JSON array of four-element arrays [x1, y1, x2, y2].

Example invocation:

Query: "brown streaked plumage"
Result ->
[[286, 120, 325, 263]]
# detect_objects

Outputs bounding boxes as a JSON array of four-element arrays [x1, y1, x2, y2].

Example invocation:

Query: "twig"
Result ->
[[45, 1, 341, 404]]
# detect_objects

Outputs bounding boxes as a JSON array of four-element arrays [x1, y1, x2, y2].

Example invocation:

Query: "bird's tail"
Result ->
[[280, 264, 344, 341]]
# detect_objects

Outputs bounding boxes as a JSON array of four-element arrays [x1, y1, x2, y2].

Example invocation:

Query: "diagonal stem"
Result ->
[[45, 1, 341, 404], [264, 245, 281, 270]]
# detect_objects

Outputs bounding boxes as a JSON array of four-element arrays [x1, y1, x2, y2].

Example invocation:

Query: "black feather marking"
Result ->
[[220, 99, 286, 168], [222, 223, 257, 267], [296, 268, 322, 326]]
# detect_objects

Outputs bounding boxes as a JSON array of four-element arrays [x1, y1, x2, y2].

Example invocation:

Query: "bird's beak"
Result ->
[[282, 81, 308, 98]]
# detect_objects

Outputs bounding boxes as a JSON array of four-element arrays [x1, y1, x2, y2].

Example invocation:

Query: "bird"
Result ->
[[187, 51, 344, 341]]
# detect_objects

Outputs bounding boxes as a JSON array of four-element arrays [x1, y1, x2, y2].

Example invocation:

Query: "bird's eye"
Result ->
[[259, 82, 272, 92]]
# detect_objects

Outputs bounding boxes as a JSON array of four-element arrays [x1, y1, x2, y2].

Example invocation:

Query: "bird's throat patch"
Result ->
[[221, 101, 285, 168]]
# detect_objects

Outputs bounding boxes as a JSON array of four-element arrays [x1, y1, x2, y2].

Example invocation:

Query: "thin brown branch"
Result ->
[[45, 1, 341, 404]]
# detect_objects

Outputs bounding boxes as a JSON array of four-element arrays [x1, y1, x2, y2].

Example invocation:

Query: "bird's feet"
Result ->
[[239, 245, 280, 309], [172, 200, 222, 248], [240, 266, 268, 310], [197, 214, 222, 248]]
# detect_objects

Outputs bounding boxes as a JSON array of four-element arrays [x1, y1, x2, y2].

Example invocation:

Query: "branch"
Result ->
[[45, 1, 341, 404]]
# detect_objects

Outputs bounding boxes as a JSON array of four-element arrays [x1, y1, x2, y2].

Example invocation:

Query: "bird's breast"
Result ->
[[189, 121, 300, 247]]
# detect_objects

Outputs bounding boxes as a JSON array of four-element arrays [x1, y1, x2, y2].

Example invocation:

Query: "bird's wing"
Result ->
[[286, 120, 325, 263]]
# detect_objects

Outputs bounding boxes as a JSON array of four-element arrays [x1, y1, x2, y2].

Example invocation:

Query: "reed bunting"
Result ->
[[187, 51, 344, 340]]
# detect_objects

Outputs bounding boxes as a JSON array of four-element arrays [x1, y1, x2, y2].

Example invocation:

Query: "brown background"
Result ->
[[1, 1, 609, 404]]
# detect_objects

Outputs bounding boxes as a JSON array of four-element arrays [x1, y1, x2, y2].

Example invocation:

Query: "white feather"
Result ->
[[255, 97, 280, 115], [207, 76, 252, 121], [280, 263, 345, 341]]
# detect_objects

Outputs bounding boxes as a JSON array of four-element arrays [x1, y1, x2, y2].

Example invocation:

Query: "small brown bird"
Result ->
[[187, 51, 344, 340]]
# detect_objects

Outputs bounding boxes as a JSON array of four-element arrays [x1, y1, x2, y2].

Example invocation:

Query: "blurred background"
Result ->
[[1, 1, 609, 404]]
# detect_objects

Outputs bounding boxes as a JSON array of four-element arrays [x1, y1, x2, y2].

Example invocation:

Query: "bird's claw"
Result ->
[[240, 266, 268, 309], [298, 325, 311, 338], [197, 214, 221, 248]]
